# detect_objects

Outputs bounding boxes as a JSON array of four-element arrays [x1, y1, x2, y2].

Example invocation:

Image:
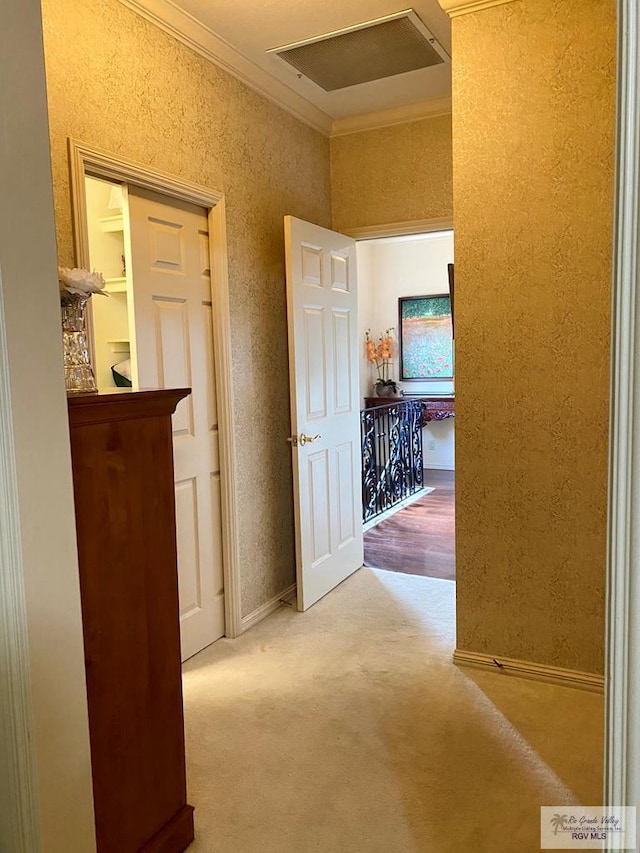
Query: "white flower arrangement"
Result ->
[[58, 267, 107, 297]]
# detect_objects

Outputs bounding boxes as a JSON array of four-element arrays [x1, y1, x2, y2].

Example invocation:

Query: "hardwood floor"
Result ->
[[363, 469, 455, 581]]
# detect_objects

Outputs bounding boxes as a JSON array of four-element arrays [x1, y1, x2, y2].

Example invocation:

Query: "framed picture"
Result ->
[[399, 294, 454, 381]]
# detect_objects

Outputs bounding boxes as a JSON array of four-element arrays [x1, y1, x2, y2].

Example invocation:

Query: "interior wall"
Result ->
[[331, 114, 453, 233], [357, 232, 455, 470], [41, 0, 332, 618], [452, 0, 616, 673]]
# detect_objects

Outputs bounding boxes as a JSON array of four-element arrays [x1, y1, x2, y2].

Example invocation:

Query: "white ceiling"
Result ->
[[120, 0, 452, 136]]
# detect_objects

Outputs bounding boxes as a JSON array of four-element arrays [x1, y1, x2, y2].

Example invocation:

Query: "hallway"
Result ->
[[364, 470, 455, 580], [182, 568, 602, 853]]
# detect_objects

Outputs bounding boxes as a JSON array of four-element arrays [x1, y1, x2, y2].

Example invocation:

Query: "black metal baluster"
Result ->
[[361, 409, 377, 523], [361, 400, 425, 523]]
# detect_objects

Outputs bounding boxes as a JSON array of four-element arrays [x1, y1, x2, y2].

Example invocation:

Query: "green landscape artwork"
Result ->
[[399, 295, 454, 380]]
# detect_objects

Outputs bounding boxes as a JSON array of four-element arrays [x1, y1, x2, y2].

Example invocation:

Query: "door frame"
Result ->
[[605, 0, 640, 824], [350, 218, 455, 521], [346, 217, 454, 242], [68, 138, 242, 639]]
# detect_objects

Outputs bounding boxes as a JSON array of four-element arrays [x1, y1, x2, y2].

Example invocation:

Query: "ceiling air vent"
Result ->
[[268, 10, 449, 92]]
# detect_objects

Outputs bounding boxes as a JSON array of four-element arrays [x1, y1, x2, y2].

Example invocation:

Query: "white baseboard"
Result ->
[[453, 649, 605, 693], [241, 583, 297, 633], [423, 464, 455, 471]]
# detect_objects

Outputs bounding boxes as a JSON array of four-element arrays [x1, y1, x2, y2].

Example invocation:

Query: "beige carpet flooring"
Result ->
[[182, 568, 603, 853]]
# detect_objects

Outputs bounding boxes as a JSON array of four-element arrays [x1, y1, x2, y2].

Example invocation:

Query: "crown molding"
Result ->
[[117, 0, 333, 136], [330, 97, 452, 138], [118, 0, 454, 141], [438, 0, 519, 17]]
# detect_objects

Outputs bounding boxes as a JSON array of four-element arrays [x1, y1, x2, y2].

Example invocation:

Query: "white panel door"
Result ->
[[285, 216, 363, 611], [127, 187, 224, 660]]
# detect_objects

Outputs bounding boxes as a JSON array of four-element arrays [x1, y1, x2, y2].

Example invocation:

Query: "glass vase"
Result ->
[[60, 291, 97, 393]]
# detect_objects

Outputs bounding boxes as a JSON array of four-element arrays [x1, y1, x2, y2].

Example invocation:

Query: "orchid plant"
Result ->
[[365, 327, 398, 394], [58, 267, 107, 298]]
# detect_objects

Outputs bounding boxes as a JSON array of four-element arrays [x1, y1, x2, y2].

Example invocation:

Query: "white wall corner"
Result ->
[[0, 1, 96, 850], [438, 0, 520, 17], [0, 293, 40, 853]]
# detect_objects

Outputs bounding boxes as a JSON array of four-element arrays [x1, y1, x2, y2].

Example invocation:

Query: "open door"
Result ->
[[285, 216, 364, 611]]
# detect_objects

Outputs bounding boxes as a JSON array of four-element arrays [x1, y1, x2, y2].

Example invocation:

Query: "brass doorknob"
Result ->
[[288, 433, 322, 447], [299, 433, 321, 446]]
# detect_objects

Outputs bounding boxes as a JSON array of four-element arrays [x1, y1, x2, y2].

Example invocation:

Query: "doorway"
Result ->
[[356, 230, 455, 583], [83, 175, 225, 659], [69, 140, 244, 649]]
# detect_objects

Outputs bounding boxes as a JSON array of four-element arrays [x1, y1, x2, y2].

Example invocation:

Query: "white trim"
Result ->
[[69, 138, 224, 215], [363, 229, 454, 246], [347, 217, 455, 241], [209, 199, 242, 640], [115, 0, 454, 140], [605, 0, 640, 822], [331, 99, 452, 138], [116, 0, 332, 137], [0, 277, 40, 853], [438, 0, 520, 17], [67, 139, 243, 639], [241, 583, 297, 633], [454, 650, 605, 693]]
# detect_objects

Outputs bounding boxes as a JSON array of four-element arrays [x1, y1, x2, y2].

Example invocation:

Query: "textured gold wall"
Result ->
[[330, 115, 453, 232], [453, 0, 616, 673], [41, 0, 331, 617]]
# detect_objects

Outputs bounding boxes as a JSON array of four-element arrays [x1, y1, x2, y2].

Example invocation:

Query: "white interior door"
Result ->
[[285, 216, 364, 611], [127, 186, 225, 660]]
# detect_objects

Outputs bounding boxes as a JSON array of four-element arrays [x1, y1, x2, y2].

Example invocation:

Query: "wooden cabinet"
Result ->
[[67, 389, 194, 853]]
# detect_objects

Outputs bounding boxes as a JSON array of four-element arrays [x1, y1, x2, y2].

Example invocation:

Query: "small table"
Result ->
[[364, 395, 455, 428]]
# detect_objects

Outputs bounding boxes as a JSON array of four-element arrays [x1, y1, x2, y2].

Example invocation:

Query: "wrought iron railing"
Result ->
[[361, 400, 423, 523]]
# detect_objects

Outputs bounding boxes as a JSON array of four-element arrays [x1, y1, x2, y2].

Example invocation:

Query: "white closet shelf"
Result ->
[[107, 339, 130, 353], [104, 277, 128, 293], [99, 215, 124, 233]]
